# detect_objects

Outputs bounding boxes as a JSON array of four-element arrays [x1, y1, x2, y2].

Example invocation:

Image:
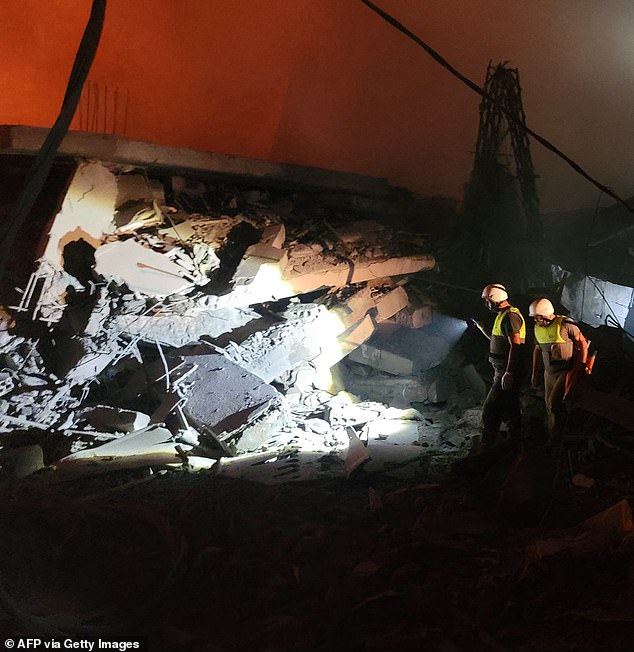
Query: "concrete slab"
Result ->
[[226, 304, 342, 383], [43, 161, 117, 266], [94, 239, 194, 297], [177, 353, 291, 440], [0, 125, 393, 197], [60, 424, 185, 460], [348, 343, 415, 376], [352, 322, 451, 374], [285, 254, 435, 296], [85, 406, 150, 433], [114, 306, 258, 347]]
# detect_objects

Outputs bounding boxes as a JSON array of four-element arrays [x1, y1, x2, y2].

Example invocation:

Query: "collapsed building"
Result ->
[[0, 131, 492, 485]]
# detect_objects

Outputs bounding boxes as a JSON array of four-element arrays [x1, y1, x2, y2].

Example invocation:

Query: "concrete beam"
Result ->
[[0, 125, 393, 197]]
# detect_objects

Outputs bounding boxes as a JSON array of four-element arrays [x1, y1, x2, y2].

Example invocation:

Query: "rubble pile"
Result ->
[[0, 160, 484, 482]]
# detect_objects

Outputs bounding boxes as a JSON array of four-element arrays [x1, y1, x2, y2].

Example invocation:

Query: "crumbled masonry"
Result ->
[[0, 160, 486, 480]]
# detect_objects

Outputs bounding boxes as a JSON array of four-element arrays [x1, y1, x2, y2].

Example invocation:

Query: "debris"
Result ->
[[84, 406, 151, 433], [55, 425, 191, 477], [94, 239, 195, 297], [0, 157, 462, 483], [345, 428, 371, 476], [534, 499, 634, 558], [177, 353, 291, 449]]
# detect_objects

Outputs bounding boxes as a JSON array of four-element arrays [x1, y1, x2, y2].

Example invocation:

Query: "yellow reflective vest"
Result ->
[[534, 315, 576, 370], [489, 306, 526, 363]]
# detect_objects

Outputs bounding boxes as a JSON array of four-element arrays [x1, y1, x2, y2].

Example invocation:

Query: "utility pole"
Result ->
[[465, 62, 545, 291]]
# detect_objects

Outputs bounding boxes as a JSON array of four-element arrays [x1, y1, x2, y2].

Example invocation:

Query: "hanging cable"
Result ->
[[0, 0, 107, 278], [359, 0, 634, 220]]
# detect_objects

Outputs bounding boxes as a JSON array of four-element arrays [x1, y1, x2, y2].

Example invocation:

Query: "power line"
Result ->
[[0, 0, 107, 278], [359, 0, 634, 221]]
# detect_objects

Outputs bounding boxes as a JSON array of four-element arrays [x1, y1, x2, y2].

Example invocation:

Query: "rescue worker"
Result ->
[[529, 298, 589, 443], [474, 284, 526, 446]]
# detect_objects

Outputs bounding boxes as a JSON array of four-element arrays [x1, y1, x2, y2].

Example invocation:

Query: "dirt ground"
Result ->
[[1, 442, 633, 652]]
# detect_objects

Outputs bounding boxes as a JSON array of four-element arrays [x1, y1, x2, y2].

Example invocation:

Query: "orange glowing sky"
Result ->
[[2, 0, 634, 211]]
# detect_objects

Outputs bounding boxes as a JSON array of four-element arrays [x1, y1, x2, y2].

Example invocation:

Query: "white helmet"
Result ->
[[529, 298, 555, 319], [481, 284, 508, 303]]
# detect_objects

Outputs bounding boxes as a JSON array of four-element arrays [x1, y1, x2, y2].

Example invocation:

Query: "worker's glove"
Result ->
[[501, 371, 514, 391], [467, 318, 478, 328]]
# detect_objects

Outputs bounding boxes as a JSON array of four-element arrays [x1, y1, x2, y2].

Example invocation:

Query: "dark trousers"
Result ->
[[482, 366, 521, 445]]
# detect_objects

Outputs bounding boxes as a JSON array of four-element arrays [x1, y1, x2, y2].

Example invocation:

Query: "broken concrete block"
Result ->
[[329, 286, 375, 330], [327, 400, 385, 428], [338, 314, 376, 355], [304, 418, 331, 434], [558, 266, 633, 329], [364, 419, 422, 445], [234, 405, 292, 453], [327, 283, 406, 331], [114, 305, 258, 348], [348, 343, 415, 376], [158, 219, 197, 242], [218, 253, 434, 310], [244, 243, 287, 262], [54, 425, 192, 477], [362, 442, 426, 478], [59, 424, 186, 461], [65, 350, 117, 384], [261, 224, 286, 249], [346, 428, 370, 476], [352, 323, 451, 375], [94, 239, 194, 297], [285, 255, 435, 296], [341, 373, 432, 408], [227, 303, 345, 383], [375, 286, 409, 322], [216, 447, 343, 484], [177, 353, 291, 444], [388, 305, 433, 329], [310, 313, 377, 375], [43, 161, 117, 266], [231, 250, 289, 292], [230, 223, 288, 289], [85, 406, 151, 433]]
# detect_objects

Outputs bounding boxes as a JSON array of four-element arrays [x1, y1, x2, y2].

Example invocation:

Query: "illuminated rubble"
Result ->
[[0, 160, 484, 481]]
